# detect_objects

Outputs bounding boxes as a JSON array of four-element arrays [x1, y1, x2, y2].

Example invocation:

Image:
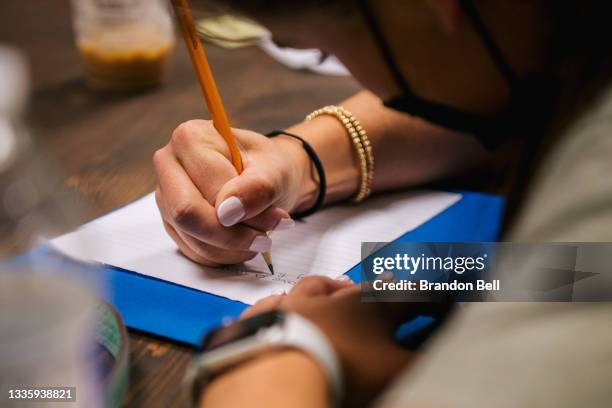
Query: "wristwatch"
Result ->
[[184, 310, 343, 407]]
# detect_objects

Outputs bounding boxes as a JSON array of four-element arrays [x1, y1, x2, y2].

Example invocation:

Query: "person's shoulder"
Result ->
[[509, 83, 612, 242]]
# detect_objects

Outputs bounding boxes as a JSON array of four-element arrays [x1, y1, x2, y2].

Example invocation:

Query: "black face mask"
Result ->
[[357, 0, 556, 149]]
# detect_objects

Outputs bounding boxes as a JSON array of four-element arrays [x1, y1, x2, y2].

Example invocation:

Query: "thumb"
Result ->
[[215, 170, 282, 227]]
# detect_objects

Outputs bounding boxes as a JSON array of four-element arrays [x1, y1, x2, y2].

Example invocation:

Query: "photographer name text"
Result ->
[[373, 279, 500, 292]]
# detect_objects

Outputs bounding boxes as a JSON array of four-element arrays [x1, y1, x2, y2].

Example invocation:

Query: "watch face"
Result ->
[[200, 310, 284, 351]]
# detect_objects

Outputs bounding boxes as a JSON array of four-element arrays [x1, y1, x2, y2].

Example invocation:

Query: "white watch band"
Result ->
[[185, 312, 344, 407], [282, 313, 343, 405]]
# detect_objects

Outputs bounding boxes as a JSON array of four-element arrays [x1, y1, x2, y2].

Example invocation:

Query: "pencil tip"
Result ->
[[261, 252, 274, 275]]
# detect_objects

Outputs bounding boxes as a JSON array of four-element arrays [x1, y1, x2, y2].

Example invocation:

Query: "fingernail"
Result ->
[[271, 289, 286, 296], [335, 275, 353, 283], [274, 218, 295, 231], [249, 235, 272, 252], [217, 196, 245, 227]]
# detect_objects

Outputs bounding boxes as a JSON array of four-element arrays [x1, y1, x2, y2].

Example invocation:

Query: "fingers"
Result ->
[[169, 120, 289, 229], [239, 276, 355, 320], [170, 122, 238, 202], [165, 219, 257, 265], [153, 152, 271, 253], [241, 206, 293, 232], [164, 120, 292, 229], [214, 171, 281, 227], [289, 275, 355, 297], [154, 119, 301, 266], [161, 220, 217, 266], [171, 119, 232, 157], [240, 294, 286, 320]]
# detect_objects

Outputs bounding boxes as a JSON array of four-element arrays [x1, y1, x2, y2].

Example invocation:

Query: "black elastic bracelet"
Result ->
[[267, 130, 326, 219]]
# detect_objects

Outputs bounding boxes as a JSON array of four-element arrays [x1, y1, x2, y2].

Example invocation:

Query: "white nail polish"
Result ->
[[274, 218, 295, 231], [249, 235, 272, 252], [217, 196, 245, 227]]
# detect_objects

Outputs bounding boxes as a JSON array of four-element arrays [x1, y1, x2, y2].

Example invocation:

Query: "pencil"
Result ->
[[171, 0, 274, 274]]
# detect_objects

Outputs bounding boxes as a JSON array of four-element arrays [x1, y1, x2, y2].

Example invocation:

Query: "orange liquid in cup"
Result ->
[[77, 24, 173, 92]]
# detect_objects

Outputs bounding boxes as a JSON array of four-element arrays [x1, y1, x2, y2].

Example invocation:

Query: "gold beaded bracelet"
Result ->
[[335, 105, 374, 200], [305, 105, 373, 203]]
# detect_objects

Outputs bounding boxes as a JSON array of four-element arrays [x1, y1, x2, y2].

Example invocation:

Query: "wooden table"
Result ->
[[1, 1, 360, 406]]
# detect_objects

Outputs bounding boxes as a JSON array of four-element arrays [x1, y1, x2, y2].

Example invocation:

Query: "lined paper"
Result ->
[[51, 191, 460, 304]]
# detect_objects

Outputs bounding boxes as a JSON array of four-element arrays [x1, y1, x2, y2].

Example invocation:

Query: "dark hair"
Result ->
[[501, 1, 612, 231]]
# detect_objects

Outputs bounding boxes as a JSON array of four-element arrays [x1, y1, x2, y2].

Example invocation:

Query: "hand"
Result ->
[[239, 276, 422, 407], [153, 120, 314, 266]]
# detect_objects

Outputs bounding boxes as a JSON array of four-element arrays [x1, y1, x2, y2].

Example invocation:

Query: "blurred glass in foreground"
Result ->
[[71, 0, 175, 92], [0, 47, 103, 407], [0, 49, 82, 258], [0, 274, 101, 407]]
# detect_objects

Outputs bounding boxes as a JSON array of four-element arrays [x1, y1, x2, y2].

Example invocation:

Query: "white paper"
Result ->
[[51, 191, 461, 304]]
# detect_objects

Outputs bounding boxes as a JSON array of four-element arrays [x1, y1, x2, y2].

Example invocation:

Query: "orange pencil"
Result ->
[[170, 0, 274, 274]]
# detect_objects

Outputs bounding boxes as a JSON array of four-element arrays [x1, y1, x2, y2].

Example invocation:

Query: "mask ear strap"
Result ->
[[358, 0, 518, 89], [356, 0, 411, 94], [459, 0, 517, 85]]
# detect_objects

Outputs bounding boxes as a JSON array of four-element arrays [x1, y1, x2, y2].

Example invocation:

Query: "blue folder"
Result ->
[[15, 191, 504, 347], [100, 191, 504, 346]]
